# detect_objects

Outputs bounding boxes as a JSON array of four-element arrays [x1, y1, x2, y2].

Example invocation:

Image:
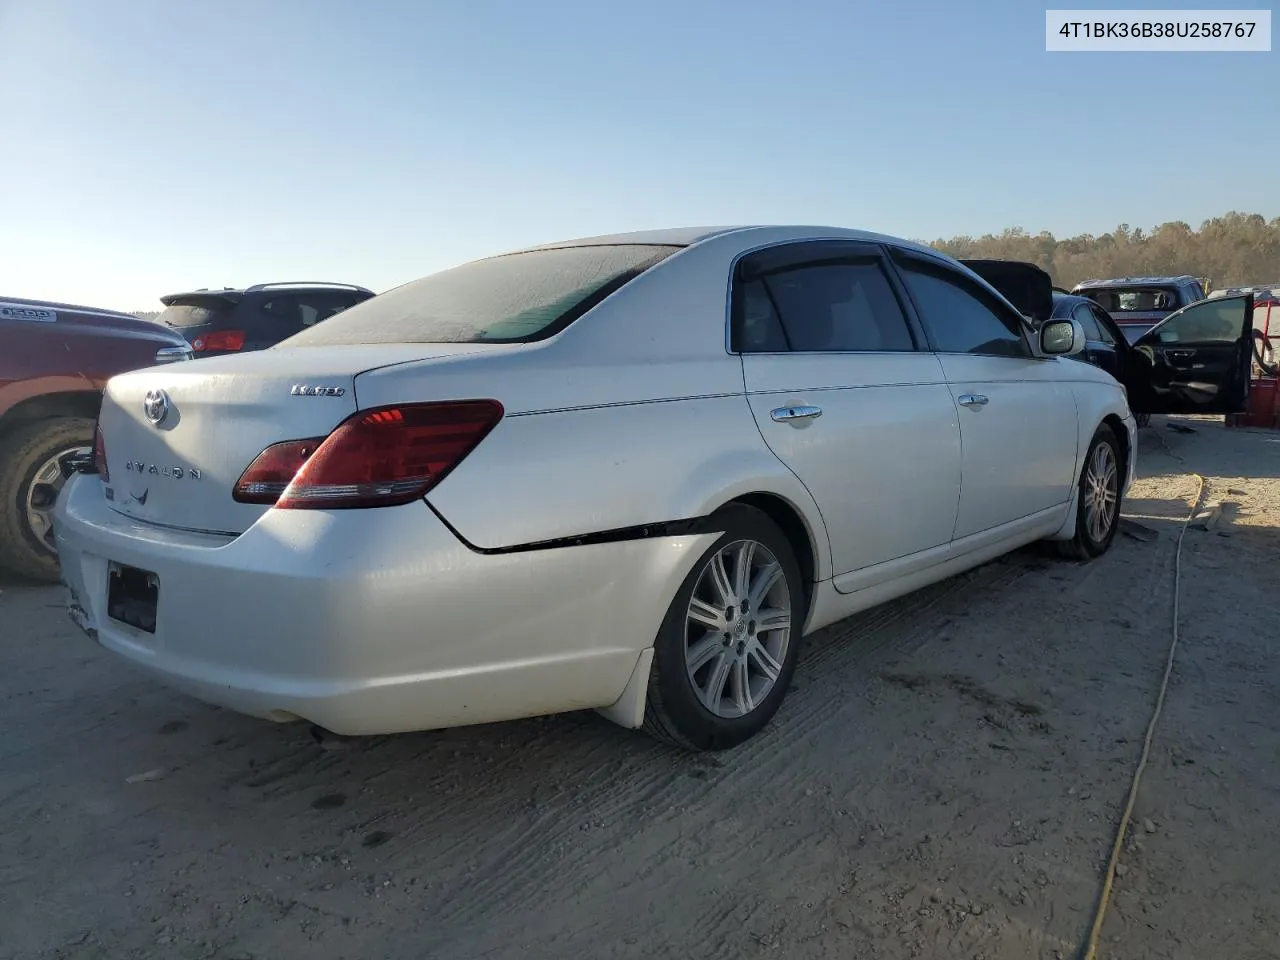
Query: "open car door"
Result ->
[[1122, 292, 1256, 415], [960, 259, 1055, 327]]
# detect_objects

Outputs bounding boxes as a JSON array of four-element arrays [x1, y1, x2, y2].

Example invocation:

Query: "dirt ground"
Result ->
[[2, 416, 1278, 960]]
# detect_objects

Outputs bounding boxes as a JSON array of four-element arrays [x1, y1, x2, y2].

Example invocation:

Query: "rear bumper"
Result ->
[[53, 475, 714, 734]]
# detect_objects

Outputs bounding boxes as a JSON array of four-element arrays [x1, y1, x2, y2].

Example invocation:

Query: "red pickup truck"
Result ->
[[0, 297, 193, 580]]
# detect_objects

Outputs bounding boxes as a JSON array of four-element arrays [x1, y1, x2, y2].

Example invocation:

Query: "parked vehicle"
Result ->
[[53, 227, 1258, 750], [965, 266, 1260, 426], [157, 282, 374, 355], [0, 297, 192, 580], [1071, 275, 1206, 343]]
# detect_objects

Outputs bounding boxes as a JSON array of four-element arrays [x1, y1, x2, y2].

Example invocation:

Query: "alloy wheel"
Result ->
[[1084, 442, 1118, 543], [683, 538, 792, 719]]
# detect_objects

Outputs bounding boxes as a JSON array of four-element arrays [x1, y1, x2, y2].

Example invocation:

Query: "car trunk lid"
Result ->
[[96, 345, 486, 535], [960, 259, 1055, 326]]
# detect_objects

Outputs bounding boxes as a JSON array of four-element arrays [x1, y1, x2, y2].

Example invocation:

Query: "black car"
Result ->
[[962, 259, 1257, 428], [156, 282, 374, 355]]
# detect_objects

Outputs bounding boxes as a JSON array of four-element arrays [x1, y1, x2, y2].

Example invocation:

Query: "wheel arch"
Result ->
[[1101, 412, 1130, 483], [0, 389, 102, 439], [721, 491, 819, 607]]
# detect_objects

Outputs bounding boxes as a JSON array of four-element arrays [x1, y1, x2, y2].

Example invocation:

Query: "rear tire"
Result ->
[[0, 418, 94, 582], [643, 504, 805, 751], [1057, 424, 1123, 562]]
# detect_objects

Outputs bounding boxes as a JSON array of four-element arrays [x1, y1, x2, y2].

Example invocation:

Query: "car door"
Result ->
[[1070, 302, 1121, 378], [889, 250, 1079, 542], [734, 240, 962, 582], [1122, 292, 1256, 415]]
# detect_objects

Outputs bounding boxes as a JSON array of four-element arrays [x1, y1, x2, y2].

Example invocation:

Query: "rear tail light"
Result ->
[[191, 330, 246, 352], [93, 424, 109, 482], [233, 400, 504, 509]]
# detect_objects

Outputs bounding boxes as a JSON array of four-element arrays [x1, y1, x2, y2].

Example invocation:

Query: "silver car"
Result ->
[[54, 226, 1256, 750]]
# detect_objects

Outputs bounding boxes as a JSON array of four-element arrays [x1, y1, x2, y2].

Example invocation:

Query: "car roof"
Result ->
[[1051, 291, 1096, 312], [507, 225, 947, 260], [1073, 275, 1199, 289]]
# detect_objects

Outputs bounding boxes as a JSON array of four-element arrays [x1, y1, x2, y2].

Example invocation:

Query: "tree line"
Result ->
[[927, 211, 1280, 291], [130, 210, 1279, 318]]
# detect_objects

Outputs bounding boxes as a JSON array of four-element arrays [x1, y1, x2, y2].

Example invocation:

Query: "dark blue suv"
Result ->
[[1070, 276, 1206, 344]]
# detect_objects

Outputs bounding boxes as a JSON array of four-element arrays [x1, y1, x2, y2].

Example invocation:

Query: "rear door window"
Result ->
[[736, 256, 916, 353], [296, 290, 366, 327], [260, 291, 364, 337]]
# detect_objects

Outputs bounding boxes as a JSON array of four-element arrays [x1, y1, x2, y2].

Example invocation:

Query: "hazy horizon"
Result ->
[[2, 0, 1275, 311]]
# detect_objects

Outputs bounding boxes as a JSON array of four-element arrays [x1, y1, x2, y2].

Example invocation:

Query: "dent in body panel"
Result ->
[[425, 392, 835, 581]]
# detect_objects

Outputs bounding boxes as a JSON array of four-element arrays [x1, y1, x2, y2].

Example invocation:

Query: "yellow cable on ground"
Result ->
[[1082, 472, 1207, 960]]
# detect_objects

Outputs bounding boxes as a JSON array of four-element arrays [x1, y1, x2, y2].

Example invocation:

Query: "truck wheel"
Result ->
[[0, 418, 94, 581]]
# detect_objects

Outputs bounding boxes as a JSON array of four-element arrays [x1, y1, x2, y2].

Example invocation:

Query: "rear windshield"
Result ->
[[283, 244, 681, 346], [1082, 287, 1179, 313], [158, 298, 236, 328]]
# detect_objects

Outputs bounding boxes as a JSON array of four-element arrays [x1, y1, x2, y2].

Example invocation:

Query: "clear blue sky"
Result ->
[[1, 0, 1275, 310]]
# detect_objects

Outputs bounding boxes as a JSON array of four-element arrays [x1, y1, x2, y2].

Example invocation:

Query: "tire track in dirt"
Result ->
[[421, 531, 1188, 959], [416, 557, 1040, 939]]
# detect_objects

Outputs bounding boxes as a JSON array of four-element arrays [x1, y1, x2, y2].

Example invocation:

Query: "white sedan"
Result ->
[[54, 227, 1257, 750]]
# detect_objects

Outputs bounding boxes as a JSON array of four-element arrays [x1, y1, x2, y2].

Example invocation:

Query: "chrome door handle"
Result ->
[[957, 394, 989, 407], [771, 404, 823, 423]]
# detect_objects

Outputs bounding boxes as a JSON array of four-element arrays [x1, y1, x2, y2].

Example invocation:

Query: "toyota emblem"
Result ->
[[143, 389, 170, 426]]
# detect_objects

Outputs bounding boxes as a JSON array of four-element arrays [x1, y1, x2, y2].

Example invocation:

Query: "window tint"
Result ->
[[1071, 303, 1103, 341], [738, 279, 790, 351], [739, 260, 914, 353], [895, 259, 1030, 357], [263, 291, 364, 331], [1086, 286, 1179, 313], [284, 244, 680, 346], [1089, 306, 1117, 344], [298, 291, 364, 327], [261, 295, 304, 327], [157, 298, 235, 328], [1151, 297, 1247, 344]]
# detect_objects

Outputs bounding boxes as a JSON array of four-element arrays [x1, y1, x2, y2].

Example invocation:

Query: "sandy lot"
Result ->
[[2, 417, 1277, 960]]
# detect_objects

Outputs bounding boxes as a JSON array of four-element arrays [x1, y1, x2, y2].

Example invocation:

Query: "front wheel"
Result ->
[[643, 504, 804, 751], [1058, 424, 1123, 561]]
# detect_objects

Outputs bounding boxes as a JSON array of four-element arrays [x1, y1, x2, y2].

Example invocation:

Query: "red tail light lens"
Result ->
[[191, 330, 246, 352], [231, 438, 325, 503], [233, 400, 504, 509], [93, 423, 109, 482]]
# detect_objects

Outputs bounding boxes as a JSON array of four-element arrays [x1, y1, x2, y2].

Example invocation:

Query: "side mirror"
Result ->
[[1040, 319, 1085, 356]]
